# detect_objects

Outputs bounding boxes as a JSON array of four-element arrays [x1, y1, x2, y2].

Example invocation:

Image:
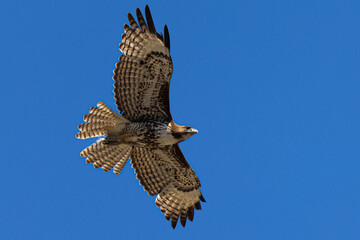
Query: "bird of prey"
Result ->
[[76, 5, 205, 229]]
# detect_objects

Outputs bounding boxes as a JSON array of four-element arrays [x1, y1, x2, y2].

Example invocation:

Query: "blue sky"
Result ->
[[1, 0, 360, 239]]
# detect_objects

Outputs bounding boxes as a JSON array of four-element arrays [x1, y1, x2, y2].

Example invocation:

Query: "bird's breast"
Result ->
[[123, 122, 177, 145], [154, 124, 181, 145]]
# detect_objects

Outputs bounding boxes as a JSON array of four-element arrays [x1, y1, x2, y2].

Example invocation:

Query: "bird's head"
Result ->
[[170, 121, 198, 143], [185, 126, 198, 135]]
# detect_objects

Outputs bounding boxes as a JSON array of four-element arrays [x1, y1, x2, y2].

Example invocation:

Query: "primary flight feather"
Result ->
[[76, 5, 205, 229]]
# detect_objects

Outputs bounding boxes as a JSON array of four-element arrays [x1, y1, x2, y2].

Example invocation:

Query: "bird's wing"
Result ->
[[113, 5, 173, 122], [130, 144, 205, 228]]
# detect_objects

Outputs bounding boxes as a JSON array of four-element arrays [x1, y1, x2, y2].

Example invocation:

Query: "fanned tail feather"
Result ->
[[76, 102, 129, 139], [76, 102, 132, 174], [80, 140, 132, 174]]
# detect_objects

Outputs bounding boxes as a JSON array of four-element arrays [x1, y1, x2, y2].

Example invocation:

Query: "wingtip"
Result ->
[[194, 201, 202, 210], [200, 194, 206, 202], [135, 7, 148, 32], [180, 218, 187, 228], [124, 23, 131, 32], [145, 4, 156, 33], [164, 24, 170, 50], [171, 219, 178, 229], [187, 207, 194, 222]]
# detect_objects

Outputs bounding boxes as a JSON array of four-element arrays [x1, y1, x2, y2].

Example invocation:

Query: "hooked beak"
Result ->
[[190, 128, 198, 134]]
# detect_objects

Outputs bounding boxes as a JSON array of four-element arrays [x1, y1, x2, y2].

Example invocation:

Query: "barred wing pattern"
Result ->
[[113, 5, 173, 122], [131, 144, 205, 228]]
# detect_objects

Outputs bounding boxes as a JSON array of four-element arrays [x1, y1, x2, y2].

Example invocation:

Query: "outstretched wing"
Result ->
[[130, 144, 205, 229], [113, 5, 173, 122]]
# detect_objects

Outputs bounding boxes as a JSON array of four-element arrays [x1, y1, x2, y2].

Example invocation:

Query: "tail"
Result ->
[[76, 101, 129, 139], [76, 102, 132, 174]]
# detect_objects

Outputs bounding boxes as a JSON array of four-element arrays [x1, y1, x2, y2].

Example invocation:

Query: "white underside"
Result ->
[[156, 125, 179, 145]]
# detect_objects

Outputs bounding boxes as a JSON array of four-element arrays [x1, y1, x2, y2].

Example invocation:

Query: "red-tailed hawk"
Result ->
[[76, 5, 205, 229]]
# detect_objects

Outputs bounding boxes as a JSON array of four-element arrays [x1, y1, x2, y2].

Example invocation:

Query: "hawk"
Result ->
[[76, 5, 205, 229]]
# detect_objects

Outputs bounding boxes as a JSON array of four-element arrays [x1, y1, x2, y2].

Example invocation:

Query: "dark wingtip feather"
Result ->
[[180, 212, 187, 227], [200, 194, 206, 202], [124, 24, 131, 32], [180, 218, 187, 227], [164, 24, 170, 50], [187, 207, 194, 222], [194, 201, 202, 210], [136, 7, 147, 31], [171, 218, 178, 229], [145, 5, 156, 33], [127, 12, 139, 28]]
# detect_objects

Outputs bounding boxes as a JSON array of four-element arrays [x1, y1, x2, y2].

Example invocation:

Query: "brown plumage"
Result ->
[[76, 5, 204, 229]]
